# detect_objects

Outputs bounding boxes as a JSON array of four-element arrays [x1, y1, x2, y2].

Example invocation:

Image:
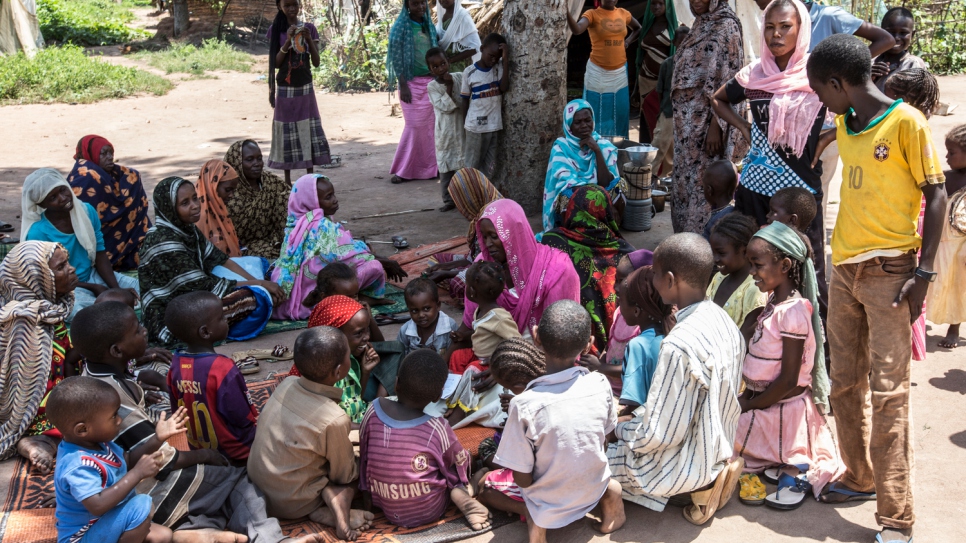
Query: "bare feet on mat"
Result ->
[[451, 487, 492, 530], [939, 324, 961, 348], [16, 435, 57, 475], [308, 507, 374, 531], [595, 479, 626, 534], [171, 529, 248, 543], [317, 484, 372, 541]]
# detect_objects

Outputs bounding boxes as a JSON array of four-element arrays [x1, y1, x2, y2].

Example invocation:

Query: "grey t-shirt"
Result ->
[[807, 2, 863, 52]]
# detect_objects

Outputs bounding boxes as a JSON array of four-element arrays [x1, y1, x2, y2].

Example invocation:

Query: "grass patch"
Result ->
[[38, 0, 151, 46], [133, 39, 254, 75], [0, 46, 172, 105]]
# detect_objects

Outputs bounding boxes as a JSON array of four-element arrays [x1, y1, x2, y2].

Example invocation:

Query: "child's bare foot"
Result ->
[[939, 324, 961, 348], [595, 479, 626, 534], [525, 513, 548, 543], [319, 484, 370, 541], [307, 507, 374, 531], [451, 487, 492, 530], [171, 529, 248, 543], [16, 435, 57, 475]]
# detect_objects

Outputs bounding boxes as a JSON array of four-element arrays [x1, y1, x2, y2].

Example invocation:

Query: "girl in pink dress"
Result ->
[[735, 222, 843, 510]]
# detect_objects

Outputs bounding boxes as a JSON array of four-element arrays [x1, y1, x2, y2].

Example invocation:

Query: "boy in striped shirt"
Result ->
[[358, 349, 490, 530]]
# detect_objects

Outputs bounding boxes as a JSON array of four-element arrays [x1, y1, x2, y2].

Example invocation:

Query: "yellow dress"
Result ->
[[926, 190, 966, 324], [707, 272, 768, 328]]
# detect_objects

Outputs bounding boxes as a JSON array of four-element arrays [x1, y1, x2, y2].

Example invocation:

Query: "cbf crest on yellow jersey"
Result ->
[[832, 100, 945, 265]]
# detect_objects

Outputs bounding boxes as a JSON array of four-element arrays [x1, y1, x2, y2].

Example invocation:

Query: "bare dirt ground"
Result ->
[[1, 26, 964, 542]]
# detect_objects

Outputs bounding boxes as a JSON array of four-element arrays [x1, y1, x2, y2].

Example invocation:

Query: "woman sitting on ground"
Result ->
[[542, 99, 623, 232], [196, 159, 242, 257], [0, 241, 82, 477], [272, 174, 407, 320], [540, 185, 634, 351], [67, 134, 151, 270], [224, 139, 293, 260], [425, 167, 503, 302], [139, 177, 286, 345], [22, 168, 140, 321]]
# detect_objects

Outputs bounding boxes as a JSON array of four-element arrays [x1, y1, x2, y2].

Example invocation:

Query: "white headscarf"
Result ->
[[21, 168, 98, 263], [435, 0, 481, 61]]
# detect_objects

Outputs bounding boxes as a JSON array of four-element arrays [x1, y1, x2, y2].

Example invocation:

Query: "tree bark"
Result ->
[[494, 0, 568, 214], [172, 0, 190, 37]]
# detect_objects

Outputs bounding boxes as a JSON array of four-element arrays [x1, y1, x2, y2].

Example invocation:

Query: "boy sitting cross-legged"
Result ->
[[359, 349, 491, 529], [494, 300, 625, 543], [50, 375, 179, 543], [71, 302, 321, 543], [247, 327, 374, 541], [165, 291, 259, 465]]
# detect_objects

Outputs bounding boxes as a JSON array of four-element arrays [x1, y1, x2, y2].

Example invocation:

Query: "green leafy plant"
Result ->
[[0, 46, 172, 105], [133, 39, 255, 75], [313, 17, 391, 91], [902, 0, 964, 74], [37, 0, 150, 46]]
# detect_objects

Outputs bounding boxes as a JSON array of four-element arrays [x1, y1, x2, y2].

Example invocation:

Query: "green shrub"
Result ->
[[38, 0, 150, 46], [313, 18, 390, 92], [0, 46, 172, 105], [133, 39, 254, 75]]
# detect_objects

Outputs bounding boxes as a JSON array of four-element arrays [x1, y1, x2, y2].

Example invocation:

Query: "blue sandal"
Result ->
[[765, 471, 812, 510], [819, 481, 876, 504]]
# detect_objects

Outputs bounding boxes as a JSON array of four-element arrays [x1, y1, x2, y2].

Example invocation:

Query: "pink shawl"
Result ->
[[461, 199, 580, 333], [734, 0, 822, 158]]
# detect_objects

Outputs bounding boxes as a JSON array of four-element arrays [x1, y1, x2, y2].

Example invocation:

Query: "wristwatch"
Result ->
[[914, 267, 937, 282]]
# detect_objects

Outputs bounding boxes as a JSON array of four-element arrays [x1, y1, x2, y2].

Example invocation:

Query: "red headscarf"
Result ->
[[290, 295, 365, 377], [74, 135, 112, 164]]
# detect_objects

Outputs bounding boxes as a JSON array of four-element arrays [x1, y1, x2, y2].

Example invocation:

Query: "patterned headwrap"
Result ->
[[0, 241, 74, 459], [624, 266, 676, 335], [387, 0, 438, 87], [196, 160, 241, 257], [73, 135, 111, 163], [447, 167, 503, 245], [752, 221, 829, 410], [307, 294, 365, 329]]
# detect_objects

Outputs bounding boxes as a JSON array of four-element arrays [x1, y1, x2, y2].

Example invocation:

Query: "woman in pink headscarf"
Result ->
[[271, 174, 405, 320], [710, 0, 829, 325]]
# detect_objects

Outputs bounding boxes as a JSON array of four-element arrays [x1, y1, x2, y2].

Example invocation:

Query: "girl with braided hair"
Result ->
[[736, 221, 842, 509], [884, 67, 940, 118], [708, 212, 767, 341]]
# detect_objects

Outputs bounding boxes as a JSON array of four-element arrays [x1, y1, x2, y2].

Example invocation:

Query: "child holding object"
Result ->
[[735, 222, 843, 510]]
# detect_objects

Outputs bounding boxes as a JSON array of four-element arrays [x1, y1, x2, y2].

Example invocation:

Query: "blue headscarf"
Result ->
[[386, 0, 438, 87], [542, 99, 620, 232]]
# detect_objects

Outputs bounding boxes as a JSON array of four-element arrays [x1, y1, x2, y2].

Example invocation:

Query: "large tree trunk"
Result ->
[[494, 0, 569, 214], [172, 0, 190, 37]]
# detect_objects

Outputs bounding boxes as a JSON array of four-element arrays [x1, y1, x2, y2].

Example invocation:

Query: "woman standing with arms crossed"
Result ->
[[567, 0, 641, 139]]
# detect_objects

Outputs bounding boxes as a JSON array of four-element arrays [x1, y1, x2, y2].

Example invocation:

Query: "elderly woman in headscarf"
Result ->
[[223, 139, 292, 260], [272, 174, 406, 320], [425, 168, 503, 302], [636, 0, 678, 141], [138, 177, 285, 345], [0, 241, 81, 477], [22, 168, 140, 321], [541, 185, 635, 352], [67, 135, 152, 270], [543, 99, 623, 232], [387, 0, 439, 184], [670, 0, 744, 234], [196, 159, 242, 257], [435, 0, 481, 66]]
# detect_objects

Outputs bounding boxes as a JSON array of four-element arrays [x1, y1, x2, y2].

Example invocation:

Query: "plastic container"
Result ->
[[623, 162, 652, 200], [622, 198, 654, 232], [651, 189, 668, 213]]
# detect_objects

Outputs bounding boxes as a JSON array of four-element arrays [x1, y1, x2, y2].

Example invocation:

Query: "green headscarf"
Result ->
[[386, 0, 438, 88], [635, 0, 679, 79], [753, 222, 830, 412]]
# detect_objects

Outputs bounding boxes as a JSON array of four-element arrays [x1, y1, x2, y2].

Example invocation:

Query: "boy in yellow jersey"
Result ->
[[806, 34, 946, 543]]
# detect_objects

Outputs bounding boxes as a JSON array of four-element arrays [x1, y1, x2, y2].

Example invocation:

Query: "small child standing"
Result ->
[[766, 187, 817, 233], [461, 33, 510, 178], [248, 327, 372, 540], [494, 300, 625, 541], [302, 262, 386, 344], [650, 25, 689, 175], [164, 292, 258, 464], [397, 277, 458, 356], [426, 48, 466, 212], [927, 124, 966, 349], [50, 376, 179, 543], [708, 212, 767, 340], [871, 7, 926, 93], [736, 222, 843, 510], [359, 349, 491, 529], [700, 160, 738, 240]]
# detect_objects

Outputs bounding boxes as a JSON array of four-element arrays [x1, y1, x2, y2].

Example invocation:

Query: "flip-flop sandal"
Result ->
[[390, 175, 411, 184], [1, 236, 19, 245], [875, 533, 913, 543], [374, 314, 411, 326], [739, 473, 767, 506], [717, 457, 744, 509], [0, 221, 13, 233], [683, 458, 739, 525], [819, 481, 876, 504], [234, 357, 260, 375], [231, 348, 293, 362], [271, 345, 292, 359], [762, 467, 780, 485], [765, 472, 812, 511]]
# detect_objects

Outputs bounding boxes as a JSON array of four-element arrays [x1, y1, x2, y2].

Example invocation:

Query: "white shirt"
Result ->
[[607, 301, 745, 511], [396, 311, 459, 355], [460, 63, 503, 133], [427, 73, 465, 173]]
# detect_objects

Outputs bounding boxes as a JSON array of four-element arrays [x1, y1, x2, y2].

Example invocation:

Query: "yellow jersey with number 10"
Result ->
[[831, 100, 945, 265]]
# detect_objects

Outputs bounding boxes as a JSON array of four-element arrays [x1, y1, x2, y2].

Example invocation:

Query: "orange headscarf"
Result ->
[[196, 159, 241, 257]]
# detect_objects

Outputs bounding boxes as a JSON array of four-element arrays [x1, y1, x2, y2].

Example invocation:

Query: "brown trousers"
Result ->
[[828, 253, 916, 529]]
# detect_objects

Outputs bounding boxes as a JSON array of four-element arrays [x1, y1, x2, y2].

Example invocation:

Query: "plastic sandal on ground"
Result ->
[[819, 481, 877, 504], [875, 533, 913, 543], [234, 356, 260, 375], [718, 457, 744, 509], [762, 467, 780, 485], [683, 458, 741, 525], [765, 471, 812, 511], [739, 473, 767, 506]]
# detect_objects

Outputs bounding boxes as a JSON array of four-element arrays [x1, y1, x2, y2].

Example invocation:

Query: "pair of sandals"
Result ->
[[231, 345, 293, 375], [739, 464, 812, 510]]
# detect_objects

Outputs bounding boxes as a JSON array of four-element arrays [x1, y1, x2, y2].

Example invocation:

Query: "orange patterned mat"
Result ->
[[0, 377, 509, 543]]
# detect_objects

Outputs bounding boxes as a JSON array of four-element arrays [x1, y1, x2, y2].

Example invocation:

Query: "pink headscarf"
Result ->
[[462, 199, 580, 334], [734, 0, 822, 158]]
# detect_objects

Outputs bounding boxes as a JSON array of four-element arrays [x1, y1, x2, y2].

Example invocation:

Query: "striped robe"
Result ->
[[607, 301, 745, 511]]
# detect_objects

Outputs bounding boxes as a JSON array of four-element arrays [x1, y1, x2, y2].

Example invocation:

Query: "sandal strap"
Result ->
[[777, 472, 812, 494]]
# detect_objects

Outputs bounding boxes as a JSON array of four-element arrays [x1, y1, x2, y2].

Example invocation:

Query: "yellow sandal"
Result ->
[[739, 473, 767, 506]]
